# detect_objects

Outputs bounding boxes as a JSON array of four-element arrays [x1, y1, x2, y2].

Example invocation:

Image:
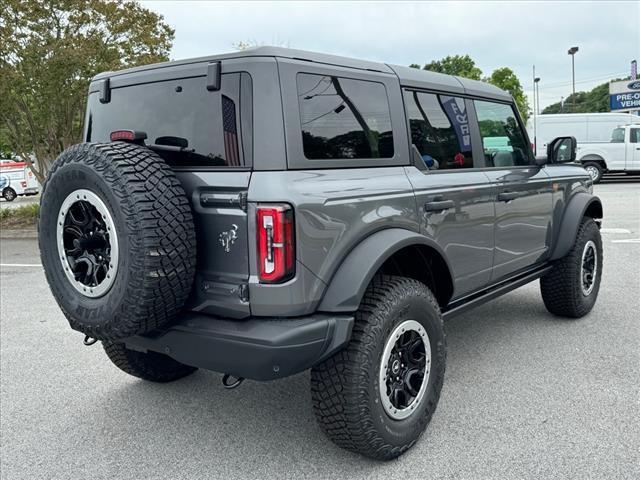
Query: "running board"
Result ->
[[442, 264, 553, 320]]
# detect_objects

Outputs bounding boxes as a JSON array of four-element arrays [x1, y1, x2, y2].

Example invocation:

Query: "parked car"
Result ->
[[0, 161, 40, 201], [527, 112, 640, 182], [39, 47, 603, 460], [575, 124, 640, 182]]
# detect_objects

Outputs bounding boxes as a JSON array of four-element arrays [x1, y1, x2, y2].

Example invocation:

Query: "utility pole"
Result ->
[[568, 46, 579, 112], [533, 65, 537, 154], [535, 77, 541, 115]]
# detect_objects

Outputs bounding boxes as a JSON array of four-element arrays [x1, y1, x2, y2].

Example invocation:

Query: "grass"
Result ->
[[0, 203, 39, 229]]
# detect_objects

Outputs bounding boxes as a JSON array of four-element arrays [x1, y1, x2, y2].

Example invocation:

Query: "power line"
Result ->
[[527, 70, 628, 89]]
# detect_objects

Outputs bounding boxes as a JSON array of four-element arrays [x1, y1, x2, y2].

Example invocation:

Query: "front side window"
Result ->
[[297, 73, 394, 159], [631, 128, 640, 143], [474, 100, 532, 167], [404, 90, 473, 170]]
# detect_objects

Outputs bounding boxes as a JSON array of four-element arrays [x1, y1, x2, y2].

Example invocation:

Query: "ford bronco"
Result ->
[[39, 47, 603, 460]]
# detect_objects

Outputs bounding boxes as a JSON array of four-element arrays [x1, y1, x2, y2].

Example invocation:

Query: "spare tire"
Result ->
[[39, 142, 196, 341]]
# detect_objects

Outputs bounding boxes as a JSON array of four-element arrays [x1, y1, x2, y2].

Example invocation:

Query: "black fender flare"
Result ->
[[317, 228, 454, 312], [549, 193, 603, 261]]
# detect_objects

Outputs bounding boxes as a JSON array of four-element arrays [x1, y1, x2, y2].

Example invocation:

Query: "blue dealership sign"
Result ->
[[610, 92, 640, 110]]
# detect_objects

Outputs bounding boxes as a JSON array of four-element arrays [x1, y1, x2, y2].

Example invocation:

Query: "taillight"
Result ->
[[256, 204, 295, 283], [20, 181, 27, 188]]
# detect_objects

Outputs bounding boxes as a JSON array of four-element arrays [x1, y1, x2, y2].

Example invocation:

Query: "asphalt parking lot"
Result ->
[[1, 182, 639, 480]]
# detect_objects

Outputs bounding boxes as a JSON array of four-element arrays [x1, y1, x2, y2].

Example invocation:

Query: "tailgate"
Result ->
[[177, 171, 251, 318]]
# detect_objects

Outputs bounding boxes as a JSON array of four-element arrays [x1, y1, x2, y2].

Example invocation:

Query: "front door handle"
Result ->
[[424, 200, 455, 212], [497, 191, 520, 202]]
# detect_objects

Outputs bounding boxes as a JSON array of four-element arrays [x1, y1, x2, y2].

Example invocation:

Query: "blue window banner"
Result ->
[[440, 96, 472, 152], [610, 92, 640, 110]]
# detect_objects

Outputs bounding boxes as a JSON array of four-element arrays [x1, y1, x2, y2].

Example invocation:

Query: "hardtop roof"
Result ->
[[92, 46, 512, 101]]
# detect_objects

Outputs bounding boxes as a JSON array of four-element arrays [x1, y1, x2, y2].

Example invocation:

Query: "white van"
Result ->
[[0, 161, 40, 201], [527, 112, 640, 156]]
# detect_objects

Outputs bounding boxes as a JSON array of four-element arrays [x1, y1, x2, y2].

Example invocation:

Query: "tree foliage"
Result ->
[[0, 0, 174, 182], [487, 67, 529, 121], [541, 81, 624, 114], [422, 55, 483, 80]]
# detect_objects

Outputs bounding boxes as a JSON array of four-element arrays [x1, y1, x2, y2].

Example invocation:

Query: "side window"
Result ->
[[474, 100, 533, 167], [629, 128, 639, 143], [610, 127, 625, 143], [404, 90, 473, 170], [297, 73, 394, 159]]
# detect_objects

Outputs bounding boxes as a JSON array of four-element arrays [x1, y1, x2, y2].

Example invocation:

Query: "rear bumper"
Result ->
[[125, 313, 354, 381]]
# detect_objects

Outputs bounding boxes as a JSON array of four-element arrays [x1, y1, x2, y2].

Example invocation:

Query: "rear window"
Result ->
[[296, 73, 394, 160], [86, 72, 252, 168]]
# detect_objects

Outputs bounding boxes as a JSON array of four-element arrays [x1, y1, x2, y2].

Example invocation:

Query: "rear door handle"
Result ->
[[497, 191, 520, 202], [424, 200, 455, 212]]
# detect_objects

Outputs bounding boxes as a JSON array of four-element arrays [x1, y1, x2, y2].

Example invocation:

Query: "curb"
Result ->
[[0, 229, 38, 240]]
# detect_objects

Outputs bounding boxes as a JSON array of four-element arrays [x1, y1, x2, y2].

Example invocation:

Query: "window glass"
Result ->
[[87, 73, 250, 167], [474, 100, 532, 167], [610, 127, 625, 143], [404, 91, 473, 169], [297, 73, 394, 159], [631, 128, 640, 143]]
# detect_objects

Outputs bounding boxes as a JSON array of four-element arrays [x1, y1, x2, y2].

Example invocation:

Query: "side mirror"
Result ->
[[547, 136, 577, 163]]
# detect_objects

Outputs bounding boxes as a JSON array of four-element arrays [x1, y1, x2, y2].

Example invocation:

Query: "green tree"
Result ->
[[422, 55, 483, 80], [0, 0, 174, 183], [542, 81, 628, 114], [487, 67, 530, 122]]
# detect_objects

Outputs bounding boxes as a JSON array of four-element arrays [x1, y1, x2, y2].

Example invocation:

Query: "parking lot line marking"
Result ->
[[611, 238, 640, 244], [601, 228, 632, 234], [0, 263, 43, 267]]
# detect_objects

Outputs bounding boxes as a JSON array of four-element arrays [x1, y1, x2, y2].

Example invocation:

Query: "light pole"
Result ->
[[532, 65, 537, 154], [568, 46, 579, 112], [534, 77, 541, 115]]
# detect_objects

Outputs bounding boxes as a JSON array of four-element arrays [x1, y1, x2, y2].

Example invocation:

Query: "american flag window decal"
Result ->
[[222, 95, 240, 166]]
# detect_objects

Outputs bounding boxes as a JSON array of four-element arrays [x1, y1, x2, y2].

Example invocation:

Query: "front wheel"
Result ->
[[311, 275, 446, 460], [541, 217, 602, 318], [2, 187, 17, 202], [582, 162, 603, 184]]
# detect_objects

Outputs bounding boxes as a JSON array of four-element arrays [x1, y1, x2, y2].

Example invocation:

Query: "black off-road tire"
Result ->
[[39, 142, 196, 341], [540, 217, 602, 318], [103, 342, 197, 382], [310, 275, 446, 460], [2, 187, 17, 202], [582, 162, 603, 184]]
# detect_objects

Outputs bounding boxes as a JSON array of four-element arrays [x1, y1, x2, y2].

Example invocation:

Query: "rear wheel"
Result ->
[[311, 275, 446, 460], [541, 217, 602, 318], [2, 187, 16, 202], [103, 342, 197, 382], [582, 162, 603, 183]]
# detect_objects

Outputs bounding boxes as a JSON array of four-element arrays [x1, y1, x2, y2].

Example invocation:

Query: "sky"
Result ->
[[141, 0, 639, 112]]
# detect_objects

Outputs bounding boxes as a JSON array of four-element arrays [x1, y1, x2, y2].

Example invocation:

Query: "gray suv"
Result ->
[[39, 47, 603, 460]]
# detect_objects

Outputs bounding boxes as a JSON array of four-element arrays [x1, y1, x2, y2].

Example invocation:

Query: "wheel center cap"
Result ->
[[391, 359, 401, 375]]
